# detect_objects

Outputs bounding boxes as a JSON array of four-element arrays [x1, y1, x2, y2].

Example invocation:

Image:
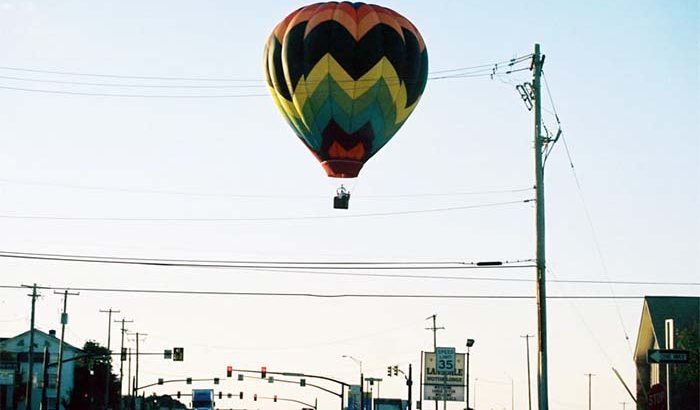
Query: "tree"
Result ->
[[67, 341, 119, 410], [143, 393, 187, 410], [672, 321, 699, 410]]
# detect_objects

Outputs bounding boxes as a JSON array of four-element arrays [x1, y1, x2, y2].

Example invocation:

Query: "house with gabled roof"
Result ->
[[634, 296, 699, 410], [0, 328, 81, 410]]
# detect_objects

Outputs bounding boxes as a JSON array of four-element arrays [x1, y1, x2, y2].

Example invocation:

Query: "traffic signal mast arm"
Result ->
[[46, 351, 167, 367], [234, 368, 350, 388], [137, 378, 220, 390]]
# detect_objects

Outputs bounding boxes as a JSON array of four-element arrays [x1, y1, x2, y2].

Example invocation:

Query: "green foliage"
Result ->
[[672, 321, 699, 410]]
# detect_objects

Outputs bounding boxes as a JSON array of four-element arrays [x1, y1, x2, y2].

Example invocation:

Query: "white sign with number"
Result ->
[[423, 350, 465, 402]]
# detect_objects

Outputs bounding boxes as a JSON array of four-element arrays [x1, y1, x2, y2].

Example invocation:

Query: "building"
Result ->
[[634, 296, 699, 410], [0, 328, 81, 410]]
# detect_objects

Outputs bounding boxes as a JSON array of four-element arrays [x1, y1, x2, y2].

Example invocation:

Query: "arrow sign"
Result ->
[[647, 349, 690, 364]]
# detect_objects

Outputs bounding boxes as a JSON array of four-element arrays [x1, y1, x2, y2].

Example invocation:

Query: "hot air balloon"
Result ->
[[263, 2, 428, 207]]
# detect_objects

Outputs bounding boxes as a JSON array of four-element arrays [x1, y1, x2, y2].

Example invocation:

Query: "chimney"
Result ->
[[49, 329, 57, 337]]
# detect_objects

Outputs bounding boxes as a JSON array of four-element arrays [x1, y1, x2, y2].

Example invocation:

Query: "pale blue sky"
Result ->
[[0, 1, 698, 409]]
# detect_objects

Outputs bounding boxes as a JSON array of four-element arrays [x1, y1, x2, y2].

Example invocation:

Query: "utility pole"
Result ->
[[532, 43, 549, 410], [407, 363, 413, 410], [114, 318, 133, 408], [521, 334, 533, 410], [425, 315, 444, 410], [54, 290, 79, 410], [127, 332, 147, 396], [100, 308, 120, 409], [26, 284, 41, 410], [585, 373, 595, 410], [127, 348, 132, 405], [40, 346, 49, 410]]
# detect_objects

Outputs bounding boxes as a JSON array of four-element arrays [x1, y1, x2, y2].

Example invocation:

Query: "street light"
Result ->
[[342, 355, 363, 410], [466, 339, 475, 410], [504, 373, 514, 410]]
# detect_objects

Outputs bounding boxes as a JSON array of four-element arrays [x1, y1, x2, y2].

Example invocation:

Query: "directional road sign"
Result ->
[[646, 349, 689, 364]]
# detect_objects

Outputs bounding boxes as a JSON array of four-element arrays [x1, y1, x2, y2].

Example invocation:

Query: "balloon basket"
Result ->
[[333, 185, 350, 209]]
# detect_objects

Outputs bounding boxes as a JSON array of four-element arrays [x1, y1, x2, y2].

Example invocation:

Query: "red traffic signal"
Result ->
[[261, 366, 267, 378], [274, 395, 277, 402], [254, 394, 258, 401], [227, 366, 233, 377]]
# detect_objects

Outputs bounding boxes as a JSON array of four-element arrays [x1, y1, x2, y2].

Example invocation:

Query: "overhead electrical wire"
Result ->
[[0, 198, 534, 222], [0, 178, 533, 199], [0, 250, 533, 270], [0, 54, 534, 98], [541, 71, 635, 353], [0, 284, 647, 299], [0, 251, 696, 286]]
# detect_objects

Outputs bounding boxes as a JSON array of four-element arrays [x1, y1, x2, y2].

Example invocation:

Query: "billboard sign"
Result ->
[[423, 350, 465, 401]]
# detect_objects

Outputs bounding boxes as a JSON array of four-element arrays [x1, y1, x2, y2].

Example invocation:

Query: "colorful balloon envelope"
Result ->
[[264, 1, 428, 178]]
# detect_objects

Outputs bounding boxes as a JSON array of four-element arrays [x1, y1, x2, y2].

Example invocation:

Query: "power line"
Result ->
[[0, 54, 534, 97], [0, 74, 266, 89], [0, 198, 534, 222], [0, 252, 696, 286], [543, 73, 635, 350], [7, 284, 648, 299], [0, 250, 533, 270], [0, 85, 268, 98], [0, 178, 533, 199], [0, 54, 533, 82]]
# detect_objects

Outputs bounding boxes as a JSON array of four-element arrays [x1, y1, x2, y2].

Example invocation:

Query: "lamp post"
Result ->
[[466, 339, 475, 410], [505, 373, 514, 410], [342, 355, 363, 410]]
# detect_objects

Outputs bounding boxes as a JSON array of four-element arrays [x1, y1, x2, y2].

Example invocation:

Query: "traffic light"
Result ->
[[219, 392, 222, 399], [214, 377, 219, 384], [177, 391, 181, 399], [227, 366, 233, 377], [254, 394, 258, 401], [164, 349, 172, 359], [157, 378, 164, 385], [387, 366, 392, 376], [227, 393, 232, 399], [300, 378, 306, 387], [393, 365, 399, 376], [186, 377, 192, 385], [121, 347, 127, 362], [261, 366, 267, 379], [239, 392, 243, 399], [274, 395, 277, 402], [238, 374, 244, 381], [173, 347, 184, 361]]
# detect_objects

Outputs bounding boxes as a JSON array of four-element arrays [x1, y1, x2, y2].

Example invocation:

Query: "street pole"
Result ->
[[26, 284, 41, 410], [40, 346, 49, 410], [533, 42, 549, 410], [114, 318, 133, 409], [407, 363, 413, 410], [505, 373, 514, 410], [100, 308, 120, 409], [521, 335, 533, 410], [127, 348, 132, 405], [360, 373, 364, 410], [127, 332, 147, 397], [465, 347, 470, 410], [54, 290, 79, 410], [425, 315, 444, 410], [585, 373, 595, 410]]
